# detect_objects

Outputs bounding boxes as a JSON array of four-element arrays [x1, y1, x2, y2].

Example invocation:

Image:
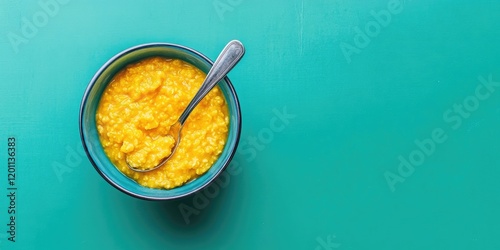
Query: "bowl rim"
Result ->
[[79, 42, 242, 200]]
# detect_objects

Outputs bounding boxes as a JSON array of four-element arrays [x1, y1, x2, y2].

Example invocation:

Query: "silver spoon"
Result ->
[[126, 40, 245, 172]]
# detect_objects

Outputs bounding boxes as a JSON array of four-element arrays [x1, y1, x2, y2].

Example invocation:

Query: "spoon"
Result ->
[[126, 40, 245, 172]]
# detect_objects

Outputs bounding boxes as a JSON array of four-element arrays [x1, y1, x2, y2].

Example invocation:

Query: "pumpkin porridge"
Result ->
[[96, 57, 229, 189]]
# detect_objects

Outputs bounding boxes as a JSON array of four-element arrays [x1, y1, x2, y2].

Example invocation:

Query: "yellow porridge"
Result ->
[[96, 57, 229, 189]]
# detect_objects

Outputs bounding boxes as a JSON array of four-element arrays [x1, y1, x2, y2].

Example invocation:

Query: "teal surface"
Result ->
[[1, 0, 500, 249]]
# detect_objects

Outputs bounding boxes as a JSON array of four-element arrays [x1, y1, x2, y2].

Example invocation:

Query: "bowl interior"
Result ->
[[80, 44, 241, 200]]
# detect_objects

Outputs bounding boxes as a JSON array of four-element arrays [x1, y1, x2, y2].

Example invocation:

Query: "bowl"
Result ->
[[79, 43, 242, 200]]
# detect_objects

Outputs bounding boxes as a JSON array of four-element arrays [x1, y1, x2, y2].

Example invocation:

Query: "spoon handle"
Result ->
[[178, 40, 245, 124]]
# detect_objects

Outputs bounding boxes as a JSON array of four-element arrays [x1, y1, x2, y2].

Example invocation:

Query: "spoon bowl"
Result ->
[[80, 42, 243, 200]]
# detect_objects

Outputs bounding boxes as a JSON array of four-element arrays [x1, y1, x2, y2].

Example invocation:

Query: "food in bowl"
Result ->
[[95, 57, 229, 189]]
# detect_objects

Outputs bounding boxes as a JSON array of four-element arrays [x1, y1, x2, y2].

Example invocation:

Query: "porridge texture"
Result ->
[[96, 57, 229, 189]]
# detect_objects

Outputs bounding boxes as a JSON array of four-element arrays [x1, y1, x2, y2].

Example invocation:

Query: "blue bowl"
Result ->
[[79, 43, 242, 200]]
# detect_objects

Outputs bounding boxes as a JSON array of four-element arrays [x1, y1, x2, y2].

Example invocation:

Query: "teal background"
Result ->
[[1, 0, 500, 249]]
